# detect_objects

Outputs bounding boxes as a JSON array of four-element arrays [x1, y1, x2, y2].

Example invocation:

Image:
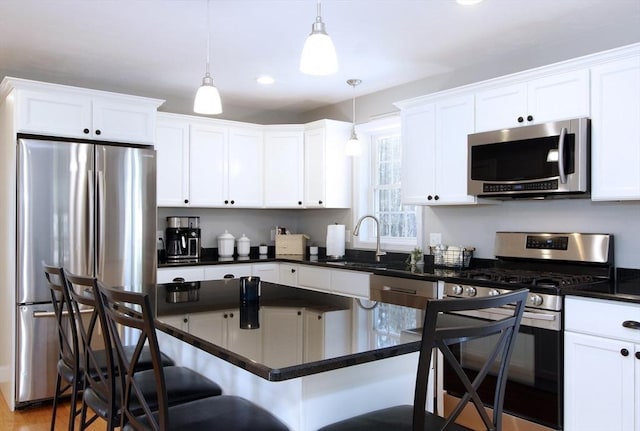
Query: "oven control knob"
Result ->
[[488, 289, 500, 296], [451, 285, 463, 295], [465, 286, 477, 297], [530, 294, 543, 306]]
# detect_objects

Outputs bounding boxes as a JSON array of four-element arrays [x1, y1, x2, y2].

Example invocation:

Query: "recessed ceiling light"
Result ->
[[456, 0, 483, 5], [257, 75, 275, 85]]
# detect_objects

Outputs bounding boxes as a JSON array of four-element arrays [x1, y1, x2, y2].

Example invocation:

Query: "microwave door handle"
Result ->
[[558, 127, 567, 184]]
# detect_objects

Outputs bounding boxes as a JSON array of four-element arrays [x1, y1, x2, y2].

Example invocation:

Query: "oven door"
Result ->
[[440, 310, 562, 430]]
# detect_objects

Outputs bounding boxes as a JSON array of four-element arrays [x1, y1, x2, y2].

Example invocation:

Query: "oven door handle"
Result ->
[[462, 307, 557, 322]]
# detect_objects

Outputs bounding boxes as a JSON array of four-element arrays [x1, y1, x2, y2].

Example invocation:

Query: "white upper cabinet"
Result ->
[[590, 55, 640, 201], [156, 114, 190, 206], [475, 69, 590, 132], [7, 78, 162, 143], [156, 113, 264, 208], [303, 120, 352, 208], [189, 122, 228, 207], [399, 94, 479, 205], [264, 126, 305, 208], [227, 126, 264, 207]]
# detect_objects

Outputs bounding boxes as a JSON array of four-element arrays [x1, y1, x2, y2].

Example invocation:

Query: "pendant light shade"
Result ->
[[300, 0, 338, 75], [194, 0, 222, 115], [345, 79, 362, 156]]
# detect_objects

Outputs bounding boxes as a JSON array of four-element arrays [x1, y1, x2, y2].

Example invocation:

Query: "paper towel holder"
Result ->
[[326, 223, 346, 259]]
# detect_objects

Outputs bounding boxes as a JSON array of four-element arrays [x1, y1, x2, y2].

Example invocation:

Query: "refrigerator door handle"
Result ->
[[88, 169, 96, 274], [33, 308, 94, 318], [96, 170, 105, 279]]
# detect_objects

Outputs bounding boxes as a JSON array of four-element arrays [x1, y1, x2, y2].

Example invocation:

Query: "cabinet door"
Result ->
[[590, 56, 640, 201], [156, 116, 190, 206], [297, 266, 331, 293], [564, 331, 635, 431], [17, 89, 92, 138], [262, 307, 303, 368], [189, 310, 230, 347], [304, 309, 351, 363], [228, 127, 264, 207], [434, 95, 476, 204], [189, 124, 228, 206], [252, 263, 279, 284], [226, 311, 263, 362], [157, 267, 204, 284], [157, 314, 189, 332], [92, 97, 157, 144], [203, 264, 252, 280], [331, 269, 370, 299], [303, 127, 326, 208], [526, 69, 589, 125], [475, 83, 527, 132], [401, 103, 436, 204], [264, 130, 304, 208], [279, 264, 298, 287]]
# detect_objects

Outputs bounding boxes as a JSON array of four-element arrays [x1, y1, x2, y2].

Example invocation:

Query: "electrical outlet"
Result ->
[[156, 230, 164, 241], [429, 233, 442, 246], [270, 229, 276, 241]]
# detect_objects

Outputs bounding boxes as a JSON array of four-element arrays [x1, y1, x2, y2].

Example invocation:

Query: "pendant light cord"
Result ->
[[205, 0, 211, 76], [352, 85, 356, 126]]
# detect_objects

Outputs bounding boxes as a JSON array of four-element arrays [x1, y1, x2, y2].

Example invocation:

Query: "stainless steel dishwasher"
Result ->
[[370, 275, 438, 309]]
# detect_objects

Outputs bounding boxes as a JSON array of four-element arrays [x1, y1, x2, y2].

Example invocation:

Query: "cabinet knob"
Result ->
[[427, 195, 433, 201], [517, 116, 524, 123], [291, 268, 296, 273], [183, 318, 188, 323], [184, 199, 189, 204], [224, 200, 229, 204], [318, 200, 323, 205], [83, 128, 90, 134], [636, 352, 640, 360], [527, 115, 534, 122], [229, 313, 234, 318], [434, 195, 440, 201], [298, 201, 302, 205], [230, 200, 235, 205], [95, 129, 101, 135], [621, 348, 629, 357], [223, 314, 228, 318], [297, 311, 302, 316], [317, 315, 322, 320]]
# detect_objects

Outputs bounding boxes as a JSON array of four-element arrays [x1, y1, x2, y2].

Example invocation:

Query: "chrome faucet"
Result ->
[[353, 215, 386, 262]]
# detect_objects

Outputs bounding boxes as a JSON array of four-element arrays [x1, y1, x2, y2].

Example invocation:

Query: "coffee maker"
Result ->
[[165, 216, 201, 261]]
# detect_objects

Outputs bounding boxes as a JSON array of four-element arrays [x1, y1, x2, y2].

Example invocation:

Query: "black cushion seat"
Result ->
[[122, 395, 289, 431], [318, 405, 471, 431], [83, 365, 223, 419]]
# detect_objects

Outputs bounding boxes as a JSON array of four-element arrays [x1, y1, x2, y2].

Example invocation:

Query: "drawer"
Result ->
[[565, 296, 640, 343], [157, 267, 204, 284]]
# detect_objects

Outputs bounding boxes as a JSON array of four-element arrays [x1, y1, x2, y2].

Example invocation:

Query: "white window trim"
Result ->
[[351, 114, 422, 253]]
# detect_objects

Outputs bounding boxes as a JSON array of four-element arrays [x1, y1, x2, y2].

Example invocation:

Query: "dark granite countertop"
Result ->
[[159, 250, 640, 304], [154, 279, 422, 382]]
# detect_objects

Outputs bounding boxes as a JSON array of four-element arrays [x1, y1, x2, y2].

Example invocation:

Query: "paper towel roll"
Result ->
[[326, 224, 346, 258]]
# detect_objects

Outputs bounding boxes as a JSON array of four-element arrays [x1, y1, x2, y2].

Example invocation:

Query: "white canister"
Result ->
[[217, 230, 235, 257], [237, 234, 251, 257]]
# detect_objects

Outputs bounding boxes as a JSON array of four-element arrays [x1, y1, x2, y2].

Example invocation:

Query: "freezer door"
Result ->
[[95, 145, 157, 292], [17, 139, 94, 304], [16, 303, 60, 405]]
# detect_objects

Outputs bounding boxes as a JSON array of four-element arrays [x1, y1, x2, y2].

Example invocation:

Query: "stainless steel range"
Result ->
[[441, 232, 614, 431]]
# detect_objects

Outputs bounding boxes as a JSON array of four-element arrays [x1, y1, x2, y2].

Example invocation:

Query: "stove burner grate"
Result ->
[[460, 268, 595, 289]]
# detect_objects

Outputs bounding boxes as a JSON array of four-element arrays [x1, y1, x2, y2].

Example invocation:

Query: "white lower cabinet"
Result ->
[[261, 306, 304, 368], [279, 264, 299, 287], [157, 267, 205, 284], [330, 269, 370, 299], [202, 264, 252, 280], [564, 296, 640, 431], [297, 266, 331, 293], [304, 308, 351, 363], [252, 263, 280, 284]]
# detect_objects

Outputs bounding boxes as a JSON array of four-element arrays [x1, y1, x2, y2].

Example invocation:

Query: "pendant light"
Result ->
[[194, 0, 222, 115], [300, 0, 338, 75], [345, 79, 362, 156]]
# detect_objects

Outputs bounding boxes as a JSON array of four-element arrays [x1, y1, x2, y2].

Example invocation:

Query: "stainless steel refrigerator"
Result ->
[[15, 135, 156, 407]]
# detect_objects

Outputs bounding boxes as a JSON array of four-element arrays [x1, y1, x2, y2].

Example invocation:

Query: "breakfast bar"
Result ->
[[153, 279, 425, 431]]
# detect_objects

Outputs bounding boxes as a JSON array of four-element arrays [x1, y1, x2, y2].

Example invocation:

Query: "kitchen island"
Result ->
[[153, 279, 426, 431]]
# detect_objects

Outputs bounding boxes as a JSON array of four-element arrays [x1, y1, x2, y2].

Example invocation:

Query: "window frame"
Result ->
[[352, 115, 422, 253]]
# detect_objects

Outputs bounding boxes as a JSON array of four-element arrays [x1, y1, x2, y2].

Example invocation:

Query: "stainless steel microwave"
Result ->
[[467, 117, 590, 198]]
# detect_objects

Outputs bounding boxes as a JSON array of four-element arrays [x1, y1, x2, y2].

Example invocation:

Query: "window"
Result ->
[[372, 303, 421, 348], [354, 116, 421, 252]]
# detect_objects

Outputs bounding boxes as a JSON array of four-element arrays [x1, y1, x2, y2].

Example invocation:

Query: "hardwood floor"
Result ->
[[1, 395, 106, 431]]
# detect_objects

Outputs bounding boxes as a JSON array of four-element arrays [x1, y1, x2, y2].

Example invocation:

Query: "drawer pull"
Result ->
[[622, 320, 640, 330]]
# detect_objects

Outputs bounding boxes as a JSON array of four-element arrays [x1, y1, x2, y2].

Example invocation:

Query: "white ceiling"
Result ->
[[1, 0, 639, 122]]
